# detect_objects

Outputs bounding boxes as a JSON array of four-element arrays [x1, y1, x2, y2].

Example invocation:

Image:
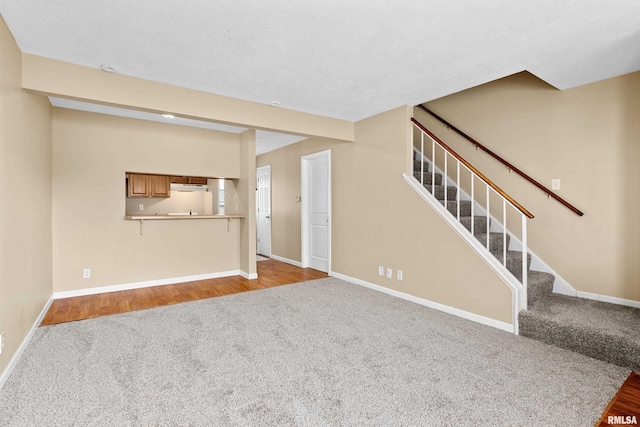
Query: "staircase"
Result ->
[[413, 156, 640, 371], [409, 115, 640, 373], [412, 158, 555, 309]]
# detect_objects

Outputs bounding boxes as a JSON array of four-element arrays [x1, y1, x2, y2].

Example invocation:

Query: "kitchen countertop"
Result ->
[[124, 214, 245, 220]]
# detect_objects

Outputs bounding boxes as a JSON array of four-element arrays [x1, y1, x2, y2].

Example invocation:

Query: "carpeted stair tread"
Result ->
[[526, 271, 555, 307], [474, 232, 509, 252], [519, 294, 640, 370], [413, 170, 443, 185], [413, 160, 430, 171], [489, 249, 532, 278], [445, 200, 473, 217], [424, 184, 457, 200], [460, 216, 488, 234]]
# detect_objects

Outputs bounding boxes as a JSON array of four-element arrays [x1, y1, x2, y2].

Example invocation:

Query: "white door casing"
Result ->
[[256, 165, 271, 257], [301, 150, 331, 273]]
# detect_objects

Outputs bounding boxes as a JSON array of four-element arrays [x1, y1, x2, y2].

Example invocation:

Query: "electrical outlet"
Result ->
[[83, 268, 91, 279], [397, 270, 403, 280], [378, 266, 384, 276], [386, 268, 393, 279], [551, 179, 561, 190], [0, 332, 4, 355], [138, 204, 144, 211]]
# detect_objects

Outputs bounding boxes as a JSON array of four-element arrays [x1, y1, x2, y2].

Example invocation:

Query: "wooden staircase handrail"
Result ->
[[417, 105, 584, 217], [411, 117, 534, 219]]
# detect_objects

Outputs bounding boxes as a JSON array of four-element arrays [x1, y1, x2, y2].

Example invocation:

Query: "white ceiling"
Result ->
[[2, 1, 640, 145]]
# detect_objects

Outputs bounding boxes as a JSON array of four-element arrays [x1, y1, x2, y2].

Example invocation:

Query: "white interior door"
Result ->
[[302, 151, 330, 273], [256, 165, 271, 257]]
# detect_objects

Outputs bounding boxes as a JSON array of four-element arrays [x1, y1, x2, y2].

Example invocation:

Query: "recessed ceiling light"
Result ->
[[100, 64, 116, 73], [269, 101, 280, 107], [161, 114, 175, 119]]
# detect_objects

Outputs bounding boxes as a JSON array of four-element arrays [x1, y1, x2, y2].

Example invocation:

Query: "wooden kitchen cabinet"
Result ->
[[170, 176, 208, 185], [188, 176, 208, 185], [149, 175, 171, 197], [170, 175, 189, 184], [127, 173, 170, 198]]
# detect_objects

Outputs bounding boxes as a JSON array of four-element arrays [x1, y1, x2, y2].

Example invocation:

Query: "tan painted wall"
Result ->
[[258, 106, 513, 324], [52, 109, 244, 293], [0, 16, 52, 378], [238, 130, 257, 276], [22, 54, 355, 142], [417, 71, 640, 301]]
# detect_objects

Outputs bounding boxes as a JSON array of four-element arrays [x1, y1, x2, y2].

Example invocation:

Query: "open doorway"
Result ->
[[256, 165, 271, 258]]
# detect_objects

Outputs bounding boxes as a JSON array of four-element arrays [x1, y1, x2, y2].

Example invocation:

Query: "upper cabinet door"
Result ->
[[149, 175, 171, 197], [170, 176, 189, 184], [189, 176, 208, 185], [127, 173, 149, 197]]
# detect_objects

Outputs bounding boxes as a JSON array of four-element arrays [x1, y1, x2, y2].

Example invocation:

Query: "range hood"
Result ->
[[170, 183, 208, 192]]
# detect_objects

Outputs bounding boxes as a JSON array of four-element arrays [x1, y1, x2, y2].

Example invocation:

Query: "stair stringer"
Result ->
[[403, 173, 522, 334], [412, 148, 576, 297]]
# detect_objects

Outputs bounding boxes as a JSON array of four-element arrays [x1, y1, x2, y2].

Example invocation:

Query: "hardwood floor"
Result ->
[[40, 261, 640, 423], [598, 372, 640, 427], [41, 259, 327, 326]]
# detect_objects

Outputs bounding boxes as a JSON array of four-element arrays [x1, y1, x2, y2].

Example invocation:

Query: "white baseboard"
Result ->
[[576, 291, 640, 309], [270, 254, 302, 268], [331, 271, 514, 333], [0, 295, 54, 391], [240, 271, 258, 280], [53, 270, 242, 299]]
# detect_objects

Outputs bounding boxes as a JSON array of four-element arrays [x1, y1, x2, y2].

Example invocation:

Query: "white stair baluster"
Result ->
[[521, 214, 528, 310], [431, 138, 435, 195], [486, 185, 490, 251], [502, 199, 507, 267], [420, 133, 424, 186], [456, 162, 460, 221], [444, 151, 448, 208], [471, 176, 475, 236]]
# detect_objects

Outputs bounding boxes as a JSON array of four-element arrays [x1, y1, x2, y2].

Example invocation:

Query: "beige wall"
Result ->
[[417, 71, 640, 301], [0, 16, 52, 377], [52, 109, 245, 292], [258, 106, 513, 324], [22, 54, 355, 142], [238, 130, 257, 276]]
